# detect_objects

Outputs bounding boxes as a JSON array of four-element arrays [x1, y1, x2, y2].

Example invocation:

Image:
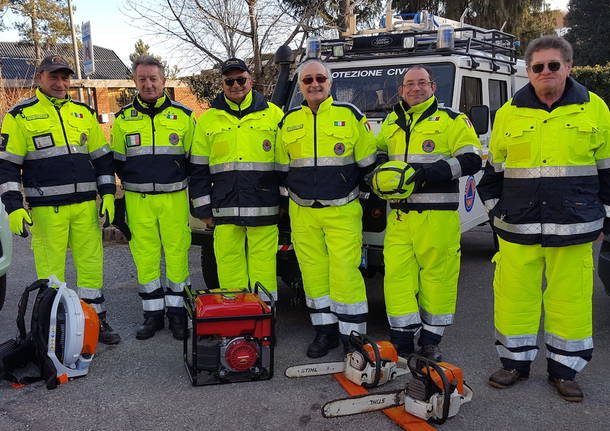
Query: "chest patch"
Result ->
[[334, 121, 346, 127], [25, 114, 49, 121], [125, 133, 141, 147], [169, 133, 180, 145], [422, 139, 435, 153], [71, 112, 84, 119], [287, 124, 303, 132], [33, 133, 55, 150], [165, 114, 178, 120], [334, 142, 345, 155], [262, 139, 272, 152]]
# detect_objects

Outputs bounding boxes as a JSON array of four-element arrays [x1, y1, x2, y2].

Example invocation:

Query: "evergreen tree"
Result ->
[[565, 0, 610, 66], [128, 39, 180, 79]]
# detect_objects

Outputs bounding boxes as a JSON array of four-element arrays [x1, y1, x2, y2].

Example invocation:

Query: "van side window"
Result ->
[[489, 79, 508, 125], [459, 76, 482, 114]]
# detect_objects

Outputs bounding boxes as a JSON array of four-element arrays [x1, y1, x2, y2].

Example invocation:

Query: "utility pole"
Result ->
[[66, 0, 84, 101]]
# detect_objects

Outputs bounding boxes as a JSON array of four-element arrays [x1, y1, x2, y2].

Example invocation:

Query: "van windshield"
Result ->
[[288, 62, 455, 119]]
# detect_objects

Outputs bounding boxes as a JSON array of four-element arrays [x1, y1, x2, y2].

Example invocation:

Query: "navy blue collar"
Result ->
[[512, 77, 589, 111]]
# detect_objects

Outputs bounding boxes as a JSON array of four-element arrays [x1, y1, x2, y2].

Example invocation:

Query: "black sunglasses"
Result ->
[[224, 77, 248, 86], [301, 76, 328, 85], [530, 61, 561, 74]]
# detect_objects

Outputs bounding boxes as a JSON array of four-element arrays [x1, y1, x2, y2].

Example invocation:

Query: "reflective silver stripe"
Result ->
[[192, 195, 211, 208], [605, 205, 610, 218], [24, 181, 97, 197], [597, 158, 610, 169], [167, 277, 190, 292], [484, 198, 499, 212], [212, 206, 279, 217], [0, 181, 21, 194], [407, 193, 459, 204], [210, 161, 275, 174], [279, 186, 289, 197], [496, 344, 538, 361], [276, 162, 290, 172], [114, 152, 126, 162], [164, 295, 184, 307], [122, 180, 188, 193], [454, 145, 482, 157], [545, 333, 593, 352], [311, 312, 338, 325], [258, 289, 278, 302], [138, 279, 161, 294], [339, 321, 367, 336], [495, 330, 537, 348], [0, 151, 24, 164], [446, 157, 462, 180], [493, 217, 603, 236], [306, 295, 331, 310], [331, 300, 368, 315], [289, 186, 359, 207], [357, 153, 377, 168], [389, 326, 421, 335], [388, 312, 421, 328], [190, 155, 209, 165], [142, 298, 165, 311], [546, 352, 588, 372], [422, 323, 445, 336], [504, 165, 597, 179], [420, 307, 454, 326], [126, 146, 185, 157], [97, 175, 115, 186], [90, 145, 111, 160], [406, 153, 450, 163], [90, 303, 104, 313], [290, 156, 355, 168], [77, 286, 102, 300], [25, 145, 88, 160], [491, 161, 504, 173]]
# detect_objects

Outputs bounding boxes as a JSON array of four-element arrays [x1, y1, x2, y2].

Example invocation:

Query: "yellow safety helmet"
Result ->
[[371, 161, 416, 200]]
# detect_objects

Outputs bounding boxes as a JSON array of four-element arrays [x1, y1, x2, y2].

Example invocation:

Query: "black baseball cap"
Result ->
[[220, 58, 250, 75], [36, 55, 75, 74]]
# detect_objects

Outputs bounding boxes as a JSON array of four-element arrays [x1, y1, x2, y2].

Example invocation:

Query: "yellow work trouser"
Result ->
[[383, 210, 461, 345], [31, 200, 105, 313], [213, 223, 278, 300], [125, 190, 191, 317], [289, 199, 367, 337], [493, 237, 593, 379]]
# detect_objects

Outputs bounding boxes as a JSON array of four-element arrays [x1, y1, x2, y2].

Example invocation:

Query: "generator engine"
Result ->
[[184, 283, 275, 385]]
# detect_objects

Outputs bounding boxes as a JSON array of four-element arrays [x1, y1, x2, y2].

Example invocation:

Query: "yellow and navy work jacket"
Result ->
[[276, 96, 377, 207], [111, 95, 195, 193], [189, 90, 284, 226], [0, 88, 115, 213], [477, 77, 610, 246], [378, 96, 482, 212]]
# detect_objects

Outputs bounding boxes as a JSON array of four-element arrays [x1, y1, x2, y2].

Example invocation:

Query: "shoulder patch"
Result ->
[[332, 101, 364, 121], [438, 106, 462, 120], [170, 101, 193, 117], [71, 99, 97, 116], [278, 106, 303, 129], [8, 96, 39, 117]]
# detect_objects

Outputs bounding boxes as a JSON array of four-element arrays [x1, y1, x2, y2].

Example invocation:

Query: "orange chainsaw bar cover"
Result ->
[[333, 373, 436, 431]]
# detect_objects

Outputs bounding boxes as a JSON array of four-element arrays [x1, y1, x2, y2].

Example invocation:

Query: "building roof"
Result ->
[[0, 41, 130, 80]]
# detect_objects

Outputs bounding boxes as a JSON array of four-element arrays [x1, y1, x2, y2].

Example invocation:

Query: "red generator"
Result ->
[[184, 282, 275, 385]]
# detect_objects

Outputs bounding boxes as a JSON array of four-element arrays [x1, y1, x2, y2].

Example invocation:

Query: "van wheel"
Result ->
[[200, 246, 220, 291], [0, 274, 6, 311]]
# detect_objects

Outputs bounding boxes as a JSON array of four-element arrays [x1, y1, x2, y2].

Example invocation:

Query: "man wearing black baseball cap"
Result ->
[[0, 54, 121, 345]]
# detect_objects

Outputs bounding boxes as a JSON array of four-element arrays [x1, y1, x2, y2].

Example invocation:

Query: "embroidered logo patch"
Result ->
[[80, 133, 88, 145], [422, 139, 435, 153], [464, 176, 477, 212], [262, 139, 272, 152], [125, 133, 141, 147], [169, 133, 180, 145], [33, 133, 55, 150], [71, 112, 84, 118], [131, 110, 139, 117], [334, 142, 345, 155], [25, 114, 49, 121], [287, 124, 303, 132]]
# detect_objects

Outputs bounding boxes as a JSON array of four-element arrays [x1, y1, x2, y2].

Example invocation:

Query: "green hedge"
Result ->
[[572, 63, 610, 106]]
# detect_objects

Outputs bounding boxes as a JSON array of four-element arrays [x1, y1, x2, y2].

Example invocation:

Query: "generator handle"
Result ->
[[406, 354, 452, 424], [254, 282, 276, 316]]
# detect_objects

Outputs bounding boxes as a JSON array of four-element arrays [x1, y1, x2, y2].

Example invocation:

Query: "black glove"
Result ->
[[406, 167, 427, 191], [111, 197, 132, 241]]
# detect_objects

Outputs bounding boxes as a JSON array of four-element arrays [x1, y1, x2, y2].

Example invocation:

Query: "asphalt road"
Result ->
[[1, 225, 610, 431]]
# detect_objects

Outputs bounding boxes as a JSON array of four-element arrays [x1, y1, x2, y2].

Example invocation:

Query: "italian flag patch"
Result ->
[[126, 134, 141, 147], [364, 121, 372, 132], [428, 116, 440, 121], [166, 114, 178, 120], [464, 118, 473, 128], [71, 112, 84, 118], [334, 121, 346, 126]]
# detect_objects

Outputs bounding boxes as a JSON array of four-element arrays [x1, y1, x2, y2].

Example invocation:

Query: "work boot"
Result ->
[[168, 314, 188, 340], [548, 376, 584, 402], [418, 344, 442, 362], [390, 330, 414, 358], [98, 312, 121, 345], [341, 335, 357, 356], [488, 368, 529, 389], [307, 333, 339, 358], [136, 315, 164, 340]]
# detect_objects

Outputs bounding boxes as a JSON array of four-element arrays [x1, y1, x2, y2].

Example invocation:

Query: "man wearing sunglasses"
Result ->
[[376, 65, 481, 362], [478, 36, 610, 402], [276, 60, 377, 358], [189, 58, 284, 301]]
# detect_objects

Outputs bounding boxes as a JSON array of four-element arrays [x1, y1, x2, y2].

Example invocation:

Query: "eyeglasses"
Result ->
[[530, 61, 561, 74], [402, 81, 433, 89], [224, 77, 248, 86], [301, 76, 328, 85]]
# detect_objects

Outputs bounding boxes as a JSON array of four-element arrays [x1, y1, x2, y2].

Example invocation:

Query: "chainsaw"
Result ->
[[322, 354, 473, 424], [285, 332, 409, 388]]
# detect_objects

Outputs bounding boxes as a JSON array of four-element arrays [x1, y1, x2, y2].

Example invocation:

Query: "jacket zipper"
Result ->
[[150, 113, 156, 192], [55, 106, 77, 193]]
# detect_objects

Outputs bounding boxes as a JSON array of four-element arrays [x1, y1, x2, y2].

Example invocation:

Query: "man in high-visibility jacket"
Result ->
[[276, 59, 377, 358], [478, 36, 610, 402], [111, 55, 196, 340], [376, 65, 482, 361], [189, 58, 284, 300], [0, 55, 120, 344]]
